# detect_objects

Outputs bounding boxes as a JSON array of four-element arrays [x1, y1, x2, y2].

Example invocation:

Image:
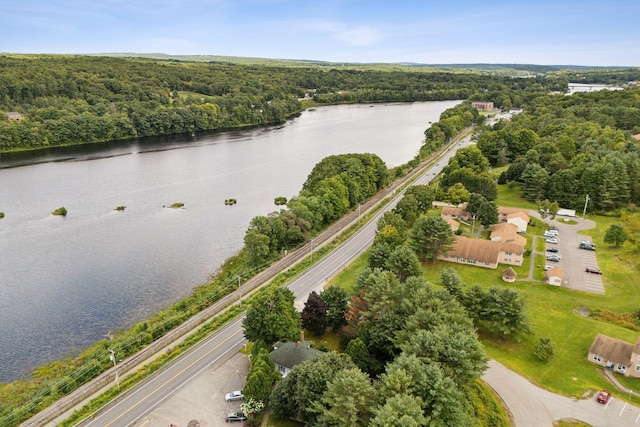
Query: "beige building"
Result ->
[[440, 205, 471, 222], [439, 236, 524, 269], [588, 334, 640, 378], [506, 211, 529, 233], [7, 112, 22, 121], [490, 223, 527, 246], [497, 207, 529, 223], [544, 267, 564, 286], [443, 217, 460, 232], [471, 101, 495, 111]]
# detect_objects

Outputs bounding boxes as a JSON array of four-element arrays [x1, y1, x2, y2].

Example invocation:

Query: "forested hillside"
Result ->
[[475, 86, 640, 212], [0, 54, 568, 151]]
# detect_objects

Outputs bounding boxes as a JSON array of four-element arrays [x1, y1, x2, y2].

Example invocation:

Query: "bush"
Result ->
[[534, 337, 555, 362]]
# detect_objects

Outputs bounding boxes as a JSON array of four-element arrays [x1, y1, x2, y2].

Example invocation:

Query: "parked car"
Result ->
[[546, 255, 560, 262], [226, 412, 247, 423], [545, 238, 558, 244], [546, 248, 559, 253], [597, 390, 611, 404], [580, 242, 596, 251], [544, 265, 553, 271], [225, 390, 244, 402], [544, 230, 559, 237], [586, 267, 602, 275]]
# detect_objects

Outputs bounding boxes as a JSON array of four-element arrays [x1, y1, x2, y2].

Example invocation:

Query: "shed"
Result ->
[[544, 267, 564, 286], [502, 267, 517, 283]]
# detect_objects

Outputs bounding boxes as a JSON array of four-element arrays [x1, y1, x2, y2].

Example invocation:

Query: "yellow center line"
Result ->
[[103, 326, 243, 426]]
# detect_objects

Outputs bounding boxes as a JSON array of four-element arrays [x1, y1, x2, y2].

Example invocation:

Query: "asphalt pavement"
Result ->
[[483, 360, 640, 426], [529, 212, 604, 294]]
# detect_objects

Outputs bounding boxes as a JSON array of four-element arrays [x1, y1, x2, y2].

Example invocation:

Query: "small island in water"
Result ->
[[168, 202, 185, 209], [52, 207, 67, 216]]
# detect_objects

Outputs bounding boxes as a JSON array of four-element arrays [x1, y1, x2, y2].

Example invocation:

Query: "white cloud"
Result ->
[[315, 22, 382, 46]]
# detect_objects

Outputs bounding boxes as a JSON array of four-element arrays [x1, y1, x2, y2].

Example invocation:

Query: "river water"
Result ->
[[0, 100, 460, 382]]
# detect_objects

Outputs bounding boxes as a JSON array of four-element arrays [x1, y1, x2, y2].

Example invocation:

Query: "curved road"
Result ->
[[484, 360, 640, 426]]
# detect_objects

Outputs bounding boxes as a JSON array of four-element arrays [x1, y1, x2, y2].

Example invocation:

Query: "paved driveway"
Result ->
[[532, 212, 604, 294], [484, 360, 640, 427]]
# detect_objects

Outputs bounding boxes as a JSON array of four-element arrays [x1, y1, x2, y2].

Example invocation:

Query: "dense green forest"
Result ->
[[0, 54, 578, 151], [475, 86, 640, 212]]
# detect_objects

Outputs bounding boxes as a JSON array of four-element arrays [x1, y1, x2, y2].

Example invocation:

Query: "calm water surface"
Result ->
[[0, 101, 460, 382]]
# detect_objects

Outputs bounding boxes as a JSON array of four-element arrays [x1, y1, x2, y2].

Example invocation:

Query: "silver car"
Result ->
[[225, 390, 244, 402]]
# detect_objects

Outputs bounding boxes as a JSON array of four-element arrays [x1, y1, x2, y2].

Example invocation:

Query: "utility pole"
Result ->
[[108, 348, 117, 368], [582, 194, 590, 218], [310, 239, 314, 263]]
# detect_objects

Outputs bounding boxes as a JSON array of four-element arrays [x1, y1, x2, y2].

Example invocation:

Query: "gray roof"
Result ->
[[269, 341, 323, 369]]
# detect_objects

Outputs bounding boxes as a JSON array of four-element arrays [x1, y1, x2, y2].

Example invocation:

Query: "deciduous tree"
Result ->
[[320, 286, 349, 331], [604, 223, 628, 247], [243, 287, 301, 345]]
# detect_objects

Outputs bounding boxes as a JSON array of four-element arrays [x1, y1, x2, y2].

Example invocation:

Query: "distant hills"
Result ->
[[89, 53, 633, 74]]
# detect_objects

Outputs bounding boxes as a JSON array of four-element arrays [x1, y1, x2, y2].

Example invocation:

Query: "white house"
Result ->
[[506, 211, 529, 233], [544, 267, 564, 286]]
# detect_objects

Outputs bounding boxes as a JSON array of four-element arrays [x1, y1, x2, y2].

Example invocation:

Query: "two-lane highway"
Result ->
[[78, 134, 473, 426], [83, 317, 246, 426]]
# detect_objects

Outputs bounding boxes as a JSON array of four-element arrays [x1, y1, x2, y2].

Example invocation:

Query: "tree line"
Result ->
[[476, 86, 640, 212], [0, 54, 567, 151], [243, 153, 388, 268]]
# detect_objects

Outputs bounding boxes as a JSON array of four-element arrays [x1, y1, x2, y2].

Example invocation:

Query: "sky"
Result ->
[[1, 0, 638, 67]]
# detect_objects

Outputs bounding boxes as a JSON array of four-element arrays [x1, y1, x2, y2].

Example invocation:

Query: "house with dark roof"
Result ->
[[588, 334, 640, 377], [269, 340, 323, 378]]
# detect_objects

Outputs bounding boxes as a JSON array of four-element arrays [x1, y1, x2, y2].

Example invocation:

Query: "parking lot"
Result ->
[[139, 352, 250, 427], [540, 214, 604, 294]]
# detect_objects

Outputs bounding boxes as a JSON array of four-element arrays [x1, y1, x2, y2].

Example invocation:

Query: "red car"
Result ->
[[597, 390, 611, 404]]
